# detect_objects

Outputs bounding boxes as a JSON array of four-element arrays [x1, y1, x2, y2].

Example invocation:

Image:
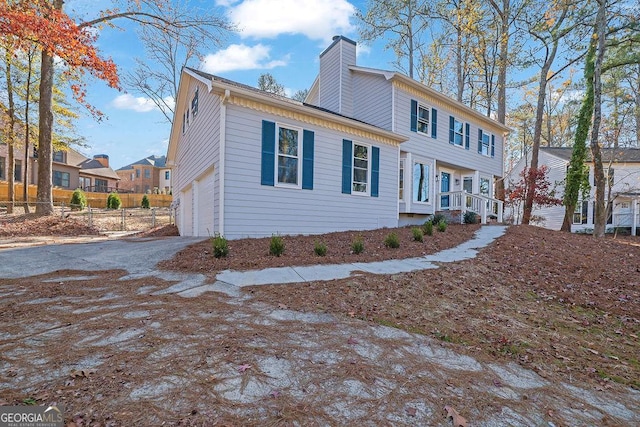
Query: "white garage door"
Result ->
[[196, 171, 215, 237]]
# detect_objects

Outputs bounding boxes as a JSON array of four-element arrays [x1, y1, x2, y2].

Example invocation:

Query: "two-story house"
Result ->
[[0, 144, 120, 192], [506, 147, 640, 235], [167, 36, 509, 238], [116, 155, 171, 194]]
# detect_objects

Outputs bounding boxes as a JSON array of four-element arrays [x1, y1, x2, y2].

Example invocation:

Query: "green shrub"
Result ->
[[384, 232, 400, 248], [437, 219, 448, 232], [314, 241, 328, 256], [141, 194, 150, 209], [463, 211, 478, 224], [422, 220, 434, 236], [269, 234, 285, 257], [106, 192, 121, 209], [70, 188, 87, 211], [432, 213, 447, 225], [351, 236, 364, 254], [211, 234, 229, 258], [412, 227, 424, 242]]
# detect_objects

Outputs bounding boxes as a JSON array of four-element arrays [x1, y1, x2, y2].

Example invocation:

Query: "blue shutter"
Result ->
[[431, 108, 437, 138], [410, 100, 418, 132], [371, 146, 380, 197], [342, 139, 352, 194], [302, 130, 314, 190], [449, 116, 455, 145], [261, 120, 275, 186], [465, 123, 470, 150], [478, 129, 483, 153], [491, 134, 495, 158]]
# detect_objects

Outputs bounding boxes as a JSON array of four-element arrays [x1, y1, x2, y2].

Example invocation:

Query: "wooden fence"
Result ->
[[0, 182, 173, 208]]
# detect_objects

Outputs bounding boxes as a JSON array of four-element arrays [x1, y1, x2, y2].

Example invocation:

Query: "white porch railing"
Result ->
[[437, 191, 504, 224]]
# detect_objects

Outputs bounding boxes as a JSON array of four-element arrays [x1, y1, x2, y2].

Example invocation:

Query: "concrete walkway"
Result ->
[[176, 225, 508, 298]]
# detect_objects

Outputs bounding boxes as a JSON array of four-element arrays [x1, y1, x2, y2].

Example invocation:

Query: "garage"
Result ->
[[196, 170, 215, 237], [180, 186, 193, 236]]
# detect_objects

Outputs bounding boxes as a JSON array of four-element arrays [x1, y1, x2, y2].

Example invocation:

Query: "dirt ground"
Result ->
[[0, 215, 639, 426]]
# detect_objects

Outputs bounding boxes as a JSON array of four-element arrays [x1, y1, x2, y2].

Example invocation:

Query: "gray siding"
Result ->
[[394, 87, 504, 178], [222, 104, 399, 239], [352, 73, 393, 130], [318, 45, 341, 113], [173, 78, 221, 236]]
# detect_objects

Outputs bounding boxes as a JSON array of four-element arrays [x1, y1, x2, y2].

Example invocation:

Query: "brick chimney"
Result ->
[[93, 154, 109, 168]]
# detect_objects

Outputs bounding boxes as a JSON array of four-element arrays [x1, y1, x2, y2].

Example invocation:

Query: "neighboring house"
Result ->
[[505, 147, 640, 235], [116, 155, 171, 194], [0, 144, 120, 192], [167, 36, 510, 238]]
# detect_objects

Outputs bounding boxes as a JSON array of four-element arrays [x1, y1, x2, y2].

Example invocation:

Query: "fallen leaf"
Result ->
[[278, 303, 288, 309], [238, 364, 252, 373], [405, 407, 417, 417], [347, 336, 358, 345], [269, 389, 280, 398], [444, 405, 467, 427]]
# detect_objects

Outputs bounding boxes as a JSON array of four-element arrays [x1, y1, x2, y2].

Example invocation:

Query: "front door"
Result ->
[[440, 172, 451, 209], [463, 176, 473, 208]]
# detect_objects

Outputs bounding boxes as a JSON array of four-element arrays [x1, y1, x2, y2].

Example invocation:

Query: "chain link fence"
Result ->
[[0, 201, 176, 232]]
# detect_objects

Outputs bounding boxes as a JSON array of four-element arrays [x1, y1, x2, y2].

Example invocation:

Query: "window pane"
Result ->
[[418, 122, 429, 134], [278, 128, 298, 156], [353, 183, 367, 193], [278, 156, 298, 184], [354, 144, 368, 159], [480, 178, 490, 195], [454, 120, 463, 133], [354, 158, 368, 169], [454, 134, 463, 146], [353, 168, 368, 184]]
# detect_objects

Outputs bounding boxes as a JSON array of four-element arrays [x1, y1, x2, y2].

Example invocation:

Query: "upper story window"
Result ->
[[277, 124, 301, 187], [478, 129, 494, 157], [410, 99, 437, 138], [144, 169, 151, 179], [53, 170, 70, 188], [191, 87, 199, 119], [165, 171, 170, 180], [53, 151, 65, 163], [451, 118, 464, 146]]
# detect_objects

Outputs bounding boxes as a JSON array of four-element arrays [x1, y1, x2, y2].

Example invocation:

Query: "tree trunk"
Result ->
[[35, 0, 63, 216], [4, 48, 15, 214], [522, 54, 556, 224], [561, 37, 596, 232], [591, 0, 607, 238], [23, 50, 33, 213], [635, 65, 640, 143], [492, 0, 510, 202]]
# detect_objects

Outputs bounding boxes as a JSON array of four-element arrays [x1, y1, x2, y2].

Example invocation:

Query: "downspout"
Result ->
[[219, 89, 230, 236]]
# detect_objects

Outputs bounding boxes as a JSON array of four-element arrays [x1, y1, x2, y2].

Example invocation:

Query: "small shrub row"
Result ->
[[210, 220, 457, 259]]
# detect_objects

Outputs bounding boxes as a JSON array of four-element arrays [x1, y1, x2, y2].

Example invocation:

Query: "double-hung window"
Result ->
[[399, 160, 405, 201], [573, 200, 588, 224], [479, 130, 490, 156], [451, 118, 464, 146], [417, 104, 429, 134], [53, 171, 70, 188], [261, 120, 314, 190], [413, 162, 430, 203], [277, 125, 301, 186], [352, 144, 369, 194], [191, 87, 199, 119]]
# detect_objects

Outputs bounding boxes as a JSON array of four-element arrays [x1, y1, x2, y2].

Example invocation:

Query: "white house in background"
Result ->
[[505, 147, 640, 235], [167, 36, 510, 238]]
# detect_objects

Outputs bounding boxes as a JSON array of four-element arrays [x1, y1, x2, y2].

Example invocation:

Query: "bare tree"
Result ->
[[257, 73, 286, 96]]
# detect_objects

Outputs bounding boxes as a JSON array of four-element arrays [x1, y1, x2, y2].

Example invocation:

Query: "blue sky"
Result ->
[[66, 0, 396, 170]]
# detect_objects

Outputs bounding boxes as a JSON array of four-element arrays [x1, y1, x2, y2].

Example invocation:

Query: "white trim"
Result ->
[[274, 122, 303, 189], [351, 141, 371, 196], [391, 85, 396, 133], [416, 102, 430, 136], [219, 89, 230, 236], [411, 156, 433, 205]]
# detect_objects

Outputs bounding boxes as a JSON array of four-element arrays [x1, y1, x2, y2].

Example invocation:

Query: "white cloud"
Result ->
[[227, 0, 356, 40], [111, 93, 163, 113], [200, 43, 288, 73]]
